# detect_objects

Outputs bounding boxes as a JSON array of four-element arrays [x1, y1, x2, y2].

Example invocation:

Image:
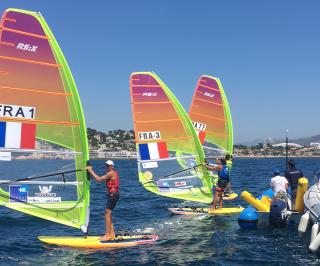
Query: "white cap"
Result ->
[[105, 160, 114, 166]]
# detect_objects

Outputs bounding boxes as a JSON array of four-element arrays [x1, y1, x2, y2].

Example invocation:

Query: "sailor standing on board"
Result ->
[[87, 160, 120, 240], [204, 158, 230, 209]]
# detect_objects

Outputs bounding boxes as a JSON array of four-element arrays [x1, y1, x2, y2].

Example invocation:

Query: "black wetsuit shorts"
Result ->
[[106, 192, 119, 210], [216, 179, 229, 192]]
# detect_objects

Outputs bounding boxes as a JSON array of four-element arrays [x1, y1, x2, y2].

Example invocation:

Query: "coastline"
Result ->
[[12, 154, 320, 160], [235, 155, 320, 159]]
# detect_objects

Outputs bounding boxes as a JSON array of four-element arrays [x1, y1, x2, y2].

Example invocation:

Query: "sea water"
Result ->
[[1, 158, 320, 265]]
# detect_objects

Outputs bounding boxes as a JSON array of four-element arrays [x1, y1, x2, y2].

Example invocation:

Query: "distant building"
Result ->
[[94, 134, 101, 141], [310, 143, 320, 149], [272, 143, 303, 148]]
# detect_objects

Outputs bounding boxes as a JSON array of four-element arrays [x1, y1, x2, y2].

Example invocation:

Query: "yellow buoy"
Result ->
[[261, 195, 272, 207], [295, 177, 308, 213], [241, 191, 270, 212]]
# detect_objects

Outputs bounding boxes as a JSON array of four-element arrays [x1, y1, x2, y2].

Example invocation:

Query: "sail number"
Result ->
[[16, 43, 38, 52], [0, 104, 36, 120], [192, 121, 206, 131], [138, 131, 161, 141]]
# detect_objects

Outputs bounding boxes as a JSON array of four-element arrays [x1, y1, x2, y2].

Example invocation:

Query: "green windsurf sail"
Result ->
[[0, 8, 89, 232], [130, 72, 212, 203]]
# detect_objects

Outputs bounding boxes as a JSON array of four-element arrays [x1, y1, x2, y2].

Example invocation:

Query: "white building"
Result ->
[[272, 143, 303, 148], [310, 143, 320, 149]]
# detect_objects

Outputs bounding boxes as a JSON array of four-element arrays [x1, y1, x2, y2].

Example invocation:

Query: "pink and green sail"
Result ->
[[189, 75, 233, 159], [130, 72, 212, 203], [0, 9, 89, 232]]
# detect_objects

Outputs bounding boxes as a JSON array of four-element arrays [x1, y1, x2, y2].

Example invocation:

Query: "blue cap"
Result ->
[[273, 168, 281, 175]]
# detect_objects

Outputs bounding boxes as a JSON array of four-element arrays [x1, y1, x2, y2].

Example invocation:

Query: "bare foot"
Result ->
[[99, 234, 111, 241]]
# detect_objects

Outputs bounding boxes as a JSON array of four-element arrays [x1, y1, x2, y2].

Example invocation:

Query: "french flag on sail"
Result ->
[[0, 122, 36, 149], [139, 142, 169, 160], [196, 130, 206, 144]]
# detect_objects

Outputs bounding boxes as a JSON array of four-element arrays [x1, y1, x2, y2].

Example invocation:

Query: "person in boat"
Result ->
[[224, 154, 233, 195], [87, 160, 120, 240], [270, 169, 288, 200], [204, 158, 230, 209], [284, 159, 304, 205], [269, 169, 290, 227]]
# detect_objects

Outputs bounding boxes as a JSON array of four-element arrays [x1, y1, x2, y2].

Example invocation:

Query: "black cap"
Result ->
[[288, 159, 295, 167]]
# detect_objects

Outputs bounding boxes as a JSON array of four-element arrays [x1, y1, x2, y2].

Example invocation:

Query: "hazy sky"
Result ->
[[1, 1, 319, 143]]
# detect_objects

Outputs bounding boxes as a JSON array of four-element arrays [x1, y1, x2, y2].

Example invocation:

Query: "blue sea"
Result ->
[[1, 158, 320, 265]]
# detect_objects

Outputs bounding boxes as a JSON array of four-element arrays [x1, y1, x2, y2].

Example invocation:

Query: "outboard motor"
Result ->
[[269, 199, 288, 228]]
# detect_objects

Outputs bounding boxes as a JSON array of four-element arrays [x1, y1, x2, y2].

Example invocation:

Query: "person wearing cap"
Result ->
[[270, 169, 288, 197], [87, 160, 120, 240], [225, 154, 233, 170], [284, 159, 304, 204], [204, 158, 230, 209]]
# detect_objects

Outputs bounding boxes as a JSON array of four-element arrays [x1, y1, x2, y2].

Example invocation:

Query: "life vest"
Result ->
[[106, 170, 119, 194], [218, 165, 230, 181]]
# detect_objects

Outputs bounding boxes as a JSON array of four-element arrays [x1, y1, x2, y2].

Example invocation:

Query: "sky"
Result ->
[[1, 1, 320, 143]]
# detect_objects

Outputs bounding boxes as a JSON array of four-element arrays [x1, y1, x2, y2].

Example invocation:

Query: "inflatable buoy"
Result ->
[[298, 211, 310, 233], [295, 177, 308, 212], [311, 222, 319, 243], [238, 206, 258, 229], [241, 191, 270, 212], [309, 231, 320, 252]]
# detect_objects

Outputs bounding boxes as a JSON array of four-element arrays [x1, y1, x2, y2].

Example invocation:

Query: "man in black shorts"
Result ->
[[205, 158, 230, 209], [87, 160, 120, 240]]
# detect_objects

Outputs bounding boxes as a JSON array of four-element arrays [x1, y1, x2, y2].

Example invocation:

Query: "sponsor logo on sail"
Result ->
[[9, 185, 28, 203], [28, 185, 61, 203], [175, 181, 187, 187], [16, 43, 38, 52], [142, 92, 158, 97], [204, 92, 215, 98]]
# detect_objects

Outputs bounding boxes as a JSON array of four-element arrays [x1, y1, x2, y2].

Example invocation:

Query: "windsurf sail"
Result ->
[[189, 75, 233, 159], [130, 72, 212, 203], [0, 9, 89, 232]]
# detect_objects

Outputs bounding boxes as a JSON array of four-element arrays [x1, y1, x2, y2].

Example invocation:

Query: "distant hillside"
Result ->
[[290, 135, 320, 146], [237, 134, 320, 147]]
